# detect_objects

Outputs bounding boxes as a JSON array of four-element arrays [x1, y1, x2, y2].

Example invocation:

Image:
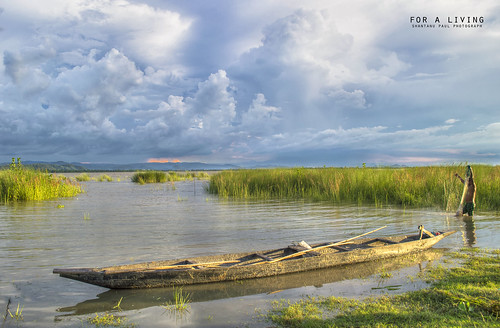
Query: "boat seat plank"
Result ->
[[254, 253, 274, 261], [146, 259, 240, 271], [375, 238, 399, 244], [329, 245, 350, 252], [362, 238, 399, 245], [184, 260, 205, 269], [287, 245, 320, 257]]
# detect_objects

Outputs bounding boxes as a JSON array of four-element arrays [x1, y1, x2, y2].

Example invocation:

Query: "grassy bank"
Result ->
[[208, 165, 500, 211], [268, 248, 500, 327], [131, 171, 210, 184], [0, 161, 82, 201]]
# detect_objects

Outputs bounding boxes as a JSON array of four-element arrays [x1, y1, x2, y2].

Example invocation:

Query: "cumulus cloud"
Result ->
[[240, 93, 281, 134], [230, 9, 413, 131], [0, 0, 499, 165], [1, 0, 192, 69]]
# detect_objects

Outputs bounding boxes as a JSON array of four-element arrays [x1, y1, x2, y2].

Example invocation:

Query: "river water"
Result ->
[[0, 172, 498, 327]]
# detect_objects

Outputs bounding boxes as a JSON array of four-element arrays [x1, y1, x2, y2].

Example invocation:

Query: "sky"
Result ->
[[1, 0, 499, 166]]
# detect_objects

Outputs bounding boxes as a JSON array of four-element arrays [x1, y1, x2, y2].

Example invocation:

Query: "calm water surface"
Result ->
[[0, 172, 498, 327]]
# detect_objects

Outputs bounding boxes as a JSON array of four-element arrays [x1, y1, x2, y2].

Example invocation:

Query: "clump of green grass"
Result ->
[[132, 171, 210, 184], [75, 173, 92, 181], [97, 174, 113, 182], [208, 165, 500, 211], [268, 248, 500, 327], [0, 158, 82, 202], [131, 171, 167, 184], [166, 171, 210, 181], [163, 286, 192, 315], [87, 313, 135, 327]]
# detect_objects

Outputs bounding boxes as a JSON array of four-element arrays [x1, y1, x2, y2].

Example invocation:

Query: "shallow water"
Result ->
[[0, 172, 498, 327]]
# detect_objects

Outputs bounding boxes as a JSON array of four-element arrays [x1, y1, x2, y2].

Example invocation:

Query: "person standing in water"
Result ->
[[455, 165, 476, 216]]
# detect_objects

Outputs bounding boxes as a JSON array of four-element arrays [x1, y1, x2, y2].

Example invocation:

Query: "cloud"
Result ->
[[1, 0, 192, 70], [245, 122, 500, 165], [0, 48, 143, 157], [0, 1, 499, 165], [240, 93, 281, 134], [230, 9, 413, 131], [128, 70, 237, 156]]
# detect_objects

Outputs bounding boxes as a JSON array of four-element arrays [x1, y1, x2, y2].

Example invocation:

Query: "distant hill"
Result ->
[[0, 161, 88, 172], [0, 161, 239, 172], [74, 162, 240, 171]]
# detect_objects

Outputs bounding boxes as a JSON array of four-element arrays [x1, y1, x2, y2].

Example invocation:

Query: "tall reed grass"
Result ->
[[131, 171, 210, 184], [0, 166, 82, 202], [131, 171, 167, 184], [208, 165, 500, 211]]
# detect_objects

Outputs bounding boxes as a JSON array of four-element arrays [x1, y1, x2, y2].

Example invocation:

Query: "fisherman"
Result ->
[[455, 165, 476, 216]]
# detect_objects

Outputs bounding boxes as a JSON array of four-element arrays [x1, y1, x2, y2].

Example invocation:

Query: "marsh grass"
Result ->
[[76, 173, 114, 182], [209, 165, 500, 211], [97, 174, 113, 182], [132, 171, 210, 184], [0, 162, 82, 202], [268, 248, 500, 327], [162, 287, 192, 318], [2, 299, 24, 324], [87, 313, 135, 327], [131, 171, 167, 184], [75, 173, 92, 181], [112, 297, 123, 312]]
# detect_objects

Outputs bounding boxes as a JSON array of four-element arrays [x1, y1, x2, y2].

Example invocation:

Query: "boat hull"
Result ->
[[54, 231, 455, 289]]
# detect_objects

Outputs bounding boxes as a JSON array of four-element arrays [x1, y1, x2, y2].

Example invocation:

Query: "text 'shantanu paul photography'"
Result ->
[[0, 1, 499, 328]]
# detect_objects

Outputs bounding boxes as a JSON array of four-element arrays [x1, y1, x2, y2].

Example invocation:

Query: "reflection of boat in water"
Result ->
[[56, 248, 445, 316], [53, 228, 454, 289]]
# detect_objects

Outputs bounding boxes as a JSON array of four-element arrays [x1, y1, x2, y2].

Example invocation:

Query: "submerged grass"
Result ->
[[0, 160, 82, 202], [208, 165, 500, 211], [268, 248, 500, 327]]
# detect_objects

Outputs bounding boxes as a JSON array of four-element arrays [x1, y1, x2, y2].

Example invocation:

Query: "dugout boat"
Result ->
[[53, 226, 455, 289]]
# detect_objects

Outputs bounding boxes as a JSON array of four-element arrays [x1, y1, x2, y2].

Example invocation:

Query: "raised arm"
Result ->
[[454, 173, 465, 184]]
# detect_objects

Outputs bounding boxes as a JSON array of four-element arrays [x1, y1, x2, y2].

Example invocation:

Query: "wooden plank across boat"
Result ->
[[53, 227, 455, 289]]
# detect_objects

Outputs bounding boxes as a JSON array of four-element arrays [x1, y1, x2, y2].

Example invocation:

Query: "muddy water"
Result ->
[[0, 172, 498, 327]]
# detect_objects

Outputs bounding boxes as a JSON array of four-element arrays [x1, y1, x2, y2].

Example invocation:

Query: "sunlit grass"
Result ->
[[2, 299, 23, 328], [131, 171, 167, 184], [132, 171, 210, 184], [163, 286, 192, 317], [87, 313, 135, 327], [76, 173, 114, 182], [9, 303, 24, 322], [75, 173, 92, 181], [208, 165, 500, 211], [268, 248, 500, 327], [0, 160, 82, 202], [97, 174, 113, 182]]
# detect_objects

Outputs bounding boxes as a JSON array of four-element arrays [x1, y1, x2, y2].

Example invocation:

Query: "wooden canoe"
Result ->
[[56, 248, 446, 316], [53, 229, 455, 289]]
